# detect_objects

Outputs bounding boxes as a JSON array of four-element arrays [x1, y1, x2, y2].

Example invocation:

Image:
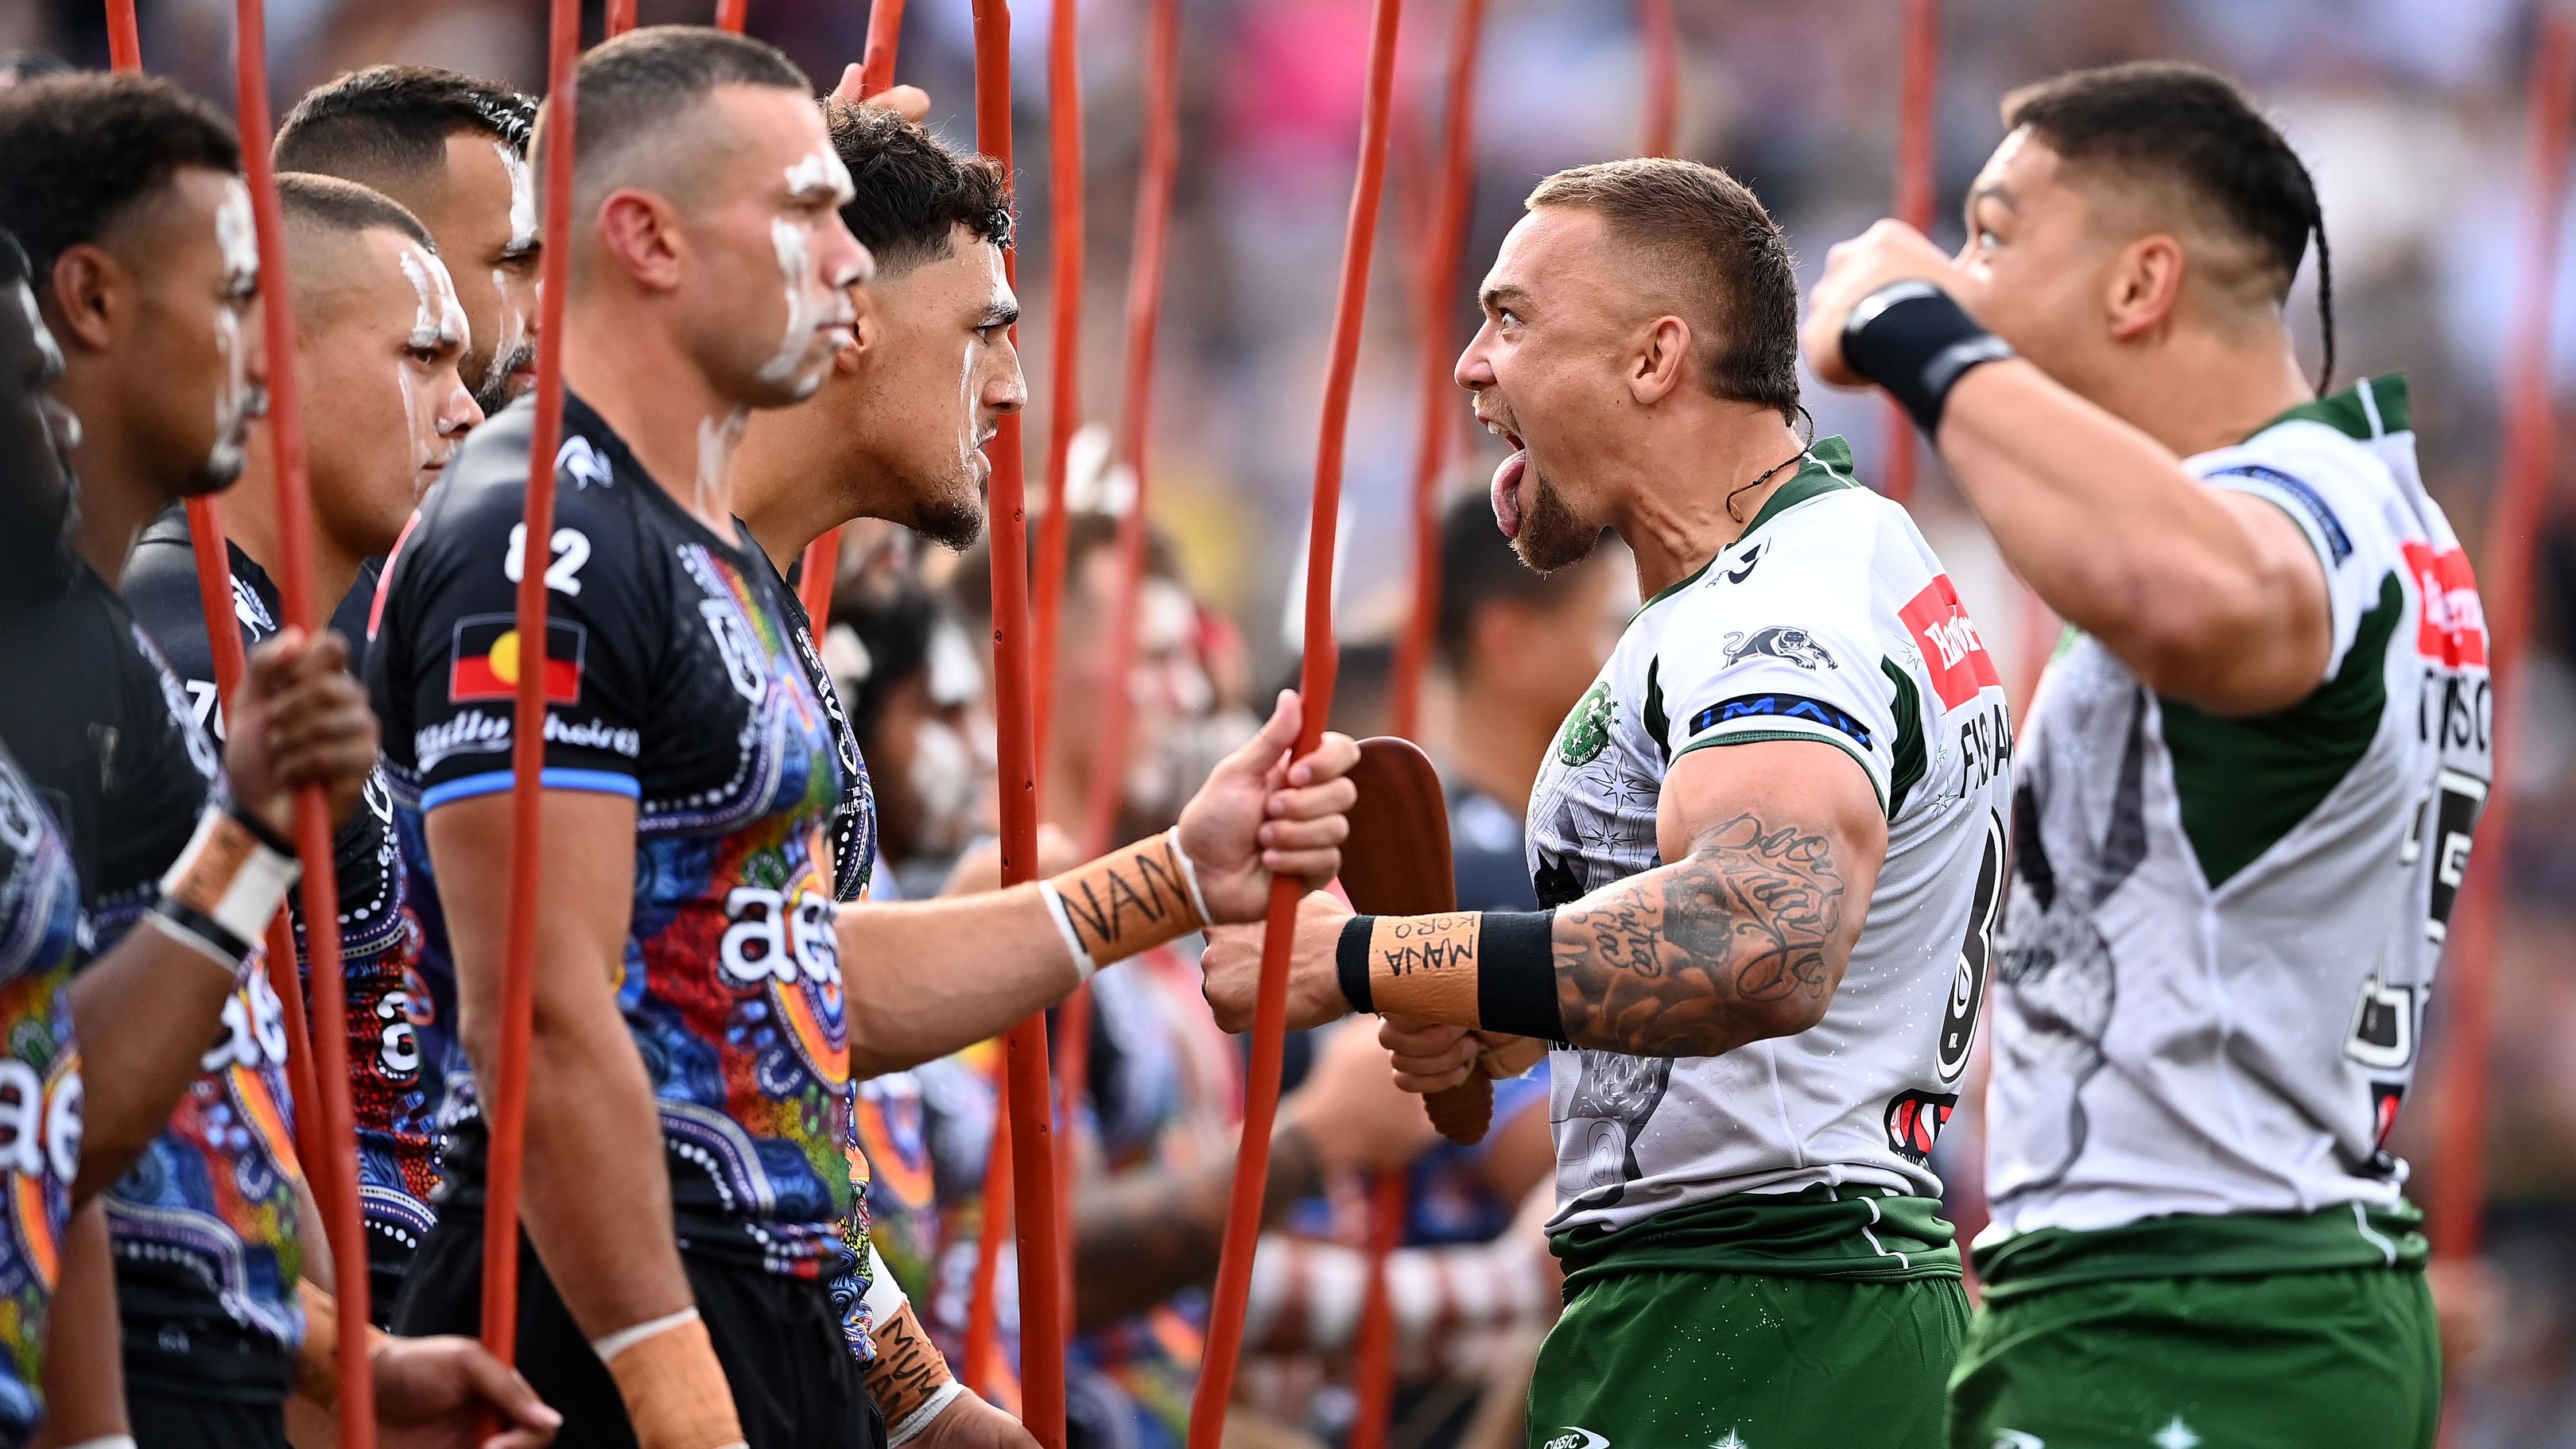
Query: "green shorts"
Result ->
[[1528, 1269, 1969, 1449], [1946, 1265, 2439, 1449]]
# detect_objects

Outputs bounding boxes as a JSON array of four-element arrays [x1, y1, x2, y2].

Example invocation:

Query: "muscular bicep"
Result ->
[[2173, 491, 2334, 715], [1549, 738, 1884, 1057], [425, 788, 638, 1062]]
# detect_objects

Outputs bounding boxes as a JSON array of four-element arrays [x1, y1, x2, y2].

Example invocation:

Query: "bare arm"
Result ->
[[844, 693, 1356, 1079], [1552, 738, 1883, 1056], [428, 790, 693, 1340], [29, 1202, 125, 1449], [1934, 360, 2330, 713]]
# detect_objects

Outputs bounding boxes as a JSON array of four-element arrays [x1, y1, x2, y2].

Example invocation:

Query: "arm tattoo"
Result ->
[[1551, 812, 1847, 1056], [860, 1302, 952, 1424], [1070, 1123, 1322, 1331]]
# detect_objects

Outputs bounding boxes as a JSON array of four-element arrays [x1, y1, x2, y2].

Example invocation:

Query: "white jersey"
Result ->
[[1527, 437, 2015, 1236], [1985, 376, 2490, 1238]]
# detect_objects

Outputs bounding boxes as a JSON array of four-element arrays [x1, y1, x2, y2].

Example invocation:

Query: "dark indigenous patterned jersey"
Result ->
[[370, 393, 869, 1299], [0, 746, 87, 1449], [0, 554, 304, 1401], [125, 513, 440, 1294]]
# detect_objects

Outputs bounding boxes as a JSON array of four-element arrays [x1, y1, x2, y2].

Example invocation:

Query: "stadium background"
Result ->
[[6, 0, 2574, 1440]]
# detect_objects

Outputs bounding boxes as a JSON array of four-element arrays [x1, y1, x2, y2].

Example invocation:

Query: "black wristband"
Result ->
[[1839, 281, 2015, 438], [1476, 910, 1562, 1042], [1336, 914, 1376, 1013], [224, 794, 299, 857]]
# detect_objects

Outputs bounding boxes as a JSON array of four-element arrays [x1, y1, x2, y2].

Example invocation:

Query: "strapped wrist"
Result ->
[[1039, 831, 1208, 976], [1351, 911, 1561, 1040], [151, 800, 300, 982], [596, 1308, 747, 1449], [1840, 281, 2015, 438]]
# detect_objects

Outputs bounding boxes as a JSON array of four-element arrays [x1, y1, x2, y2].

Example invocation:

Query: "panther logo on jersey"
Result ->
[[1720, 626, 1834, 671]]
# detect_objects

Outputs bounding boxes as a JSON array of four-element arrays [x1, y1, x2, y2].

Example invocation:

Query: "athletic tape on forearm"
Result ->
[[59, 1437, 140, 1449], [1038, 827, 1208, 978], [1839, 281, 2016, 438], [595, 1308, 748, 1449], [860, 1241, 908, 1326], [149, 801, 300, 981], [1334, 911, 1560, 1040], [860, 1300, 960, 1441], [884, 1383, 967, 1447]]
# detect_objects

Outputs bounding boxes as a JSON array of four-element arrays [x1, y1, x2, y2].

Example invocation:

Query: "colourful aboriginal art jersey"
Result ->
[[1525, 437, 2013, 1255], [126, 514, 439, 1308], [0, 552, 305, 1402], [370, 393, 880, 1338], [0, 746, 87, 1448], [1985, 377, 2489, 1250]]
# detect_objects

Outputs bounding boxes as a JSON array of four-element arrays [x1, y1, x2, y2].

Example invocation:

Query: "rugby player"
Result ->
[[124, 173, 479, 1319], [276, 65, 541, 416], [1200, 158, 2015, 1449], [370, 27, 1356, 1449], [0, 81, 558, 1449], [1805, 62, 2481, 1449]]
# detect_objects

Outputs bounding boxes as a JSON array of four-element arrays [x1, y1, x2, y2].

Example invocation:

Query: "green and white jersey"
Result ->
[[1985, 375, 2490, 1239], [1528, 436, 2015, 1238]]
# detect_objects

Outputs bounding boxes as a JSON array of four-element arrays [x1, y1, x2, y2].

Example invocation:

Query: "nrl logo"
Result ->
[[1721, 626, 1835, 671]]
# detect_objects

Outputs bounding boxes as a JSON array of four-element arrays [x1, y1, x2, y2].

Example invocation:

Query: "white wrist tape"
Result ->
[[590, 1304, 703, 1365], [861, 1242, 909, 1326], [1165, 827, 1212, 926], [1037, 880, 1101, 981], [885, 1381, 967, 1447], [60, 1438, 141, 1449], [151, 803, 300, 980]]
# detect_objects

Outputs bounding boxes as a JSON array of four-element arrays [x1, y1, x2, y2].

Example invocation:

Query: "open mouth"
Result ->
[[1480, 413, 1527, 540]]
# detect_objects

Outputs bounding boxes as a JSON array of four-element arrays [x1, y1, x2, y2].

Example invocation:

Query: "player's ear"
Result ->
[[835, 289, 879, 372], [1627, 313, 1689, 405], [596, 189, 686, 293], [45, 245, 119, 351], [2104, 232, 2185, 343]]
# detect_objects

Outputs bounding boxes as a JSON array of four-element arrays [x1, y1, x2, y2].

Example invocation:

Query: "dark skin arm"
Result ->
[[73, 630, 378, 1201], [428, 790, 696, 1343]]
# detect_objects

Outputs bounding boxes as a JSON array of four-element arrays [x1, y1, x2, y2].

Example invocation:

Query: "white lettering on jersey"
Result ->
[[720, 886, 840, 988]]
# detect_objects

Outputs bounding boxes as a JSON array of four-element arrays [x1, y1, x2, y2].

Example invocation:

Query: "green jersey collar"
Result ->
[[1635, 435, 1864, 617], [2249, 374, 2411, 444]]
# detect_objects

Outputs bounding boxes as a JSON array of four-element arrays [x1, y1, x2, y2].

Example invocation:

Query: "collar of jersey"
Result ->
[[2246, 372, 2410, 444], [1635, 433, 1861, 617], [561, 389, 765, 566]]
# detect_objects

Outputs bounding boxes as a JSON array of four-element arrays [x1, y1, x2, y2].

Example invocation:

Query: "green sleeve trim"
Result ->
[[1642, 656, 1671, 765], [1674, 726, 1890, 816], [1881, 658, 1926, 819], [2160, 571, 2403, 887]]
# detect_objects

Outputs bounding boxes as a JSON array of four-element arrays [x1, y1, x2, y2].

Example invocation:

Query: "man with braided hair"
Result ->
[[1806, 61, 2481, 1449]]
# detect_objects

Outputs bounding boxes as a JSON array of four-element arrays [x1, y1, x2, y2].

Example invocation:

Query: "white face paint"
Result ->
[[757, 142, 859, 394], [395, 244, 471, 481], [696, 407, 748, 517], [486, 142, 537, 383], [208, 179, 261, 478], [13, 282, 78, 456]]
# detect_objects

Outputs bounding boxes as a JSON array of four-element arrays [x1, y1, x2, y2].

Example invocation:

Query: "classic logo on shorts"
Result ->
[[1542, 1428, 1609, 1449], [1720, 625, 1834, 671], [1556, 683, 1614, 765]]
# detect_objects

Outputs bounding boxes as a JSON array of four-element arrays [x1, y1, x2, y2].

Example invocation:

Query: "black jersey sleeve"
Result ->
[[370, 413, 661, 811]]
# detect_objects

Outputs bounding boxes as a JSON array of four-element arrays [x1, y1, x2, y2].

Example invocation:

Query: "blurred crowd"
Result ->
[[9, 0, 2576, 1443]]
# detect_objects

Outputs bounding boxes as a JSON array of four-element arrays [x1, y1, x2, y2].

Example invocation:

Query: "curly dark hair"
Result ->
[[0, 72, 241, 283], [274, 64, 536, 181], [824, 101, 1014, 274]]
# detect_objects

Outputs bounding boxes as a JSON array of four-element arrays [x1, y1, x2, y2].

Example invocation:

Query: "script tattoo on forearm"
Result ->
[[861, 1302, 951, 1424], [1551, 812, 1847, 1056]]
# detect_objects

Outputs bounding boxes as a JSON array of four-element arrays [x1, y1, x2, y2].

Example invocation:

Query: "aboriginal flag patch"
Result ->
[[1883, 1089, 1957, 1164], [448, 613, 586, 704]]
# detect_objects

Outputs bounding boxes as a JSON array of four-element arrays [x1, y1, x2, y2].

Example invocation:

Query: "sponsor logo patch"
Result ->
[[1555, 682, 1614, 765], [1884, 1089, 1957, 1163], [448, 613, 586, 703], [1898, 575, 2000, 710], [2400, 540, 2487, 668], [2216, 463, 2351, 563], [1688, 692, 1872, 749]]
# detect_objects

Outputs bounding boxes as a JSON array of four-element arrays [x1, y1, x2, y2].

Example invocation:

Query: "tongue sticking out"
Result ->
[[1492, 449, 1527, 540]]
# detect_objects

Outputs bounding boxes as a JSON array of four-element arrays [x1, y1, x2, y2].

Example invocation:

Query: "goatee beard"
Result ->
[[1510, 471, 1600, 574]]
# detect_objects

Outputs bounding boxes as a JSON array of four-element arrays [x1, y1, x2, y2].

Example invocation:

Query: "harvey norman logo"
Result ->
[[415, 711, 642, 772], [1899, 574, 2001, 710]]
